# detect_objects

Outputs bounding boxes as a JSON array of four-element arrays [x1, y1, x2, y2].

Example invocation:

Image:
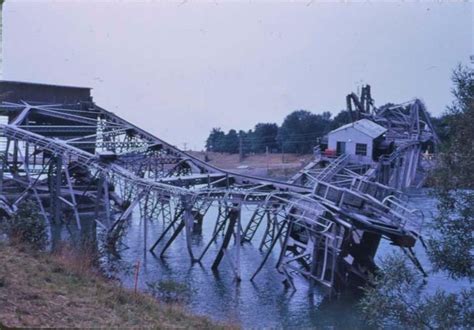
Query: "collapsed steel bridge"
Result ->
[[0, 81, 437, 291]]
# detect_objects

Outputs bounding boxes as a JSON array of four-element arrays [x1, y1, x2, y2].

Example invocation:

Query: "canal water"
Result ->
[[55, 189, 471, 328]]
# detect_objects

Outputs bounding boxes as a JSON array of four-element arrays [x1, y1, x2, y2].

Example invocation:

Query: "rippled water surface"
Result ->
[[59, 189, 470, 328]]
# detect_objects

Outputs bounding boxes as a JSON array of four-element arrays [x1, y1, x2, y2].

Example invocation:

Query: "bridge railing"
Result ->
[[382, 195, 424, 235]]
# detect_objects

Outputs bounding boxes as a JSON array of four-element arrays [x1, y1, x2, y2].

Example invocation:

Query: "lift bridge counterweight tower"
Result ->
[[0, 81, 437, 291]]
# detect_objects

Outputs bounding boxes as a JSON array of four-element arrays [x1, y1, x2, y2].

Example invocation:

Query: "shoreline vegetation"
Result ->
[[0, 242, 231, 328]]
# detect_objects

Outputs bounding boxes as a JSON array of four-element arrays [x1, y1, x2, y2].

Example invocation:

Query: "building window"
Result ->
[[355, 143, 367, 156]]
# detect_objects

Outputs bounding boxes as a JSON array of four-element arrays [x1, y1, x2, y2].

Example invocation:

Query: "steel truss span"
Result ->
[[0, 85, 437, 291]]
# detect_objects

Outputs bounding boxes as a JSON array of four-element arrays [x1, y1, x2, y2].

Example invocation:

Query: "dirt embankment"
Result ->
[[187, 151, 313, 180], [0, 243, 231, 328]]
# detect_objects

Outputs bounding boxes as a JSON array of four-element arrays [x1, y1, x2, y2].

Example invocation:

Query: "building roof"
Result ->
[[329, 119, 387, 139], [0, 80, 91, 90], [0, 80, 93, 103]]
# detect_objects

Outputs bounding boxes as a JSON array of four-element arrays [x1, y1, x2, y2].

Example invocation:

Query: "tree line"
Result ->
[[205, 105, 452, 155], [205, 109, 353, 154]]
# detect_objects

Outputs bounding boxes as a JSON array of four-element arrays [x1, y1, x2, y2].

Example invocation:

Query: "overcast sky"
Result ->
[[4, 1, 473, 150]]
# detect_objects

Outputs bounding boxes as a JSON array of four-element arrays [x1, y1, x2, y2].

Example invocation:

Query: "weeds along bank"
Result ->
[[0, 242, 229, 328], [0, 202, 229, 328]]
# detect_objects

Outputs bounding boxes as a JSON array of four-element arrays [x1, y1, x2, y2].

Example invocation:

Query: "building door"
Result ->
[[336, 141, 346, 155]]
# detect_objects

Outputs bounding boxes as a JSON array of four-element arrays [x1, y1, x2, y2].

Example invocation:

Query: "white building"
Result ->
[[327, 119, 387, 164]]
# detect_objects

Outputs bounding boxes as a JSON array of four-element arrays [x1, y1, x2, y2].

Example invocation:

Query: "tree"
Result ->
[[205, 128, 240, 153], [428, 64, 474, 278], [429, 114, 452, 145], [205, 128, 225, 152], [360, 253, 473, 328], [330, 110, 352, 130], [277, 110, 332, 154], [251, 123, 279, 153], [238, 129, 253, 155], [223, 129, 239, 154], [360, 65, 474, 327]]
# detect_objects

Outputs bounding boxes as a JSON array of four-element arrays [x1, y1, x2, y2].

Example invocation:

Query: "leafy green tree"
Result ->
[[205, 128, 240, 153], [238, 129, 253, 155], [428, 65, 474, 278], [430, 114, 452, 144], [330, 110, 352, 130], [277, 110, 332, 154], [251, 123, 279, 153], [205, 128, 225, 152], [223, 129, 239, 153], [321, 111, 332, 121], [360, 253, 473, 328], [360, 64, 474, 327]]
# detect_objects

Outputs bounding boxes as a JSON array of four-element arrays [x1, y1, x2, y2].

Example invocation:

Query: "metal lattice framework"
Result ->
[[0, 85, 437, 291]]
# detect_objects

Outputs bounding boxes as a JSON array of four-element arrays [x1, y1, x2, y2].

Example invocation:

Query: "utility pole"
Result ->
[[266, 146, 269, 171], [281, 142, 284, 163], [239, 135, 243, 162]]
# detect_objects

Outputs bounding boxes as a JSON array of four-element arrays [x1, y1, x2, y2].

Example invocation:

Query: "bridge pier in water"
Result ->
[[0, 81, 437, 292]]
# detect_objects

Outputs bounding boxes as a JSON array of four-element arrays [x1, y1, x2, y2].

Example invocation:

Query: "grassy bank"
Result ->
[[0, 243, 229, 328]]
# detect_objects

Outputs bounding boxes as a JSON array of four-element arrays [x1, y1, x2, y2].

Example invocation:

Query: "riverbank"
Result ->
[[0, 242, 229, 328]]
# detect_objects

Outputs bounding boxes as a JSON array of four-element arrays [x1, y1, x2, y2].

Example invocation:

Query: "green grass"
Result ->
[[0, 242, 233, 328]]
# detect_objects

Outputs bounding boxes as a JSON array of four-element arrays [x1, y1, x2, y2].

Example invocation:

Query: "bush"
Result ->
[[147, 279, 194, 304], [1, 199, 47, 250], [359, 253, 474, 328]]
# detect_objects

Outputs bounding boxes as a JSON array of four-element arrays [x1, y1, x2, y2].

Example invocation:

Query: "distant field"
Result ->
[[187, 151, 313, 180]]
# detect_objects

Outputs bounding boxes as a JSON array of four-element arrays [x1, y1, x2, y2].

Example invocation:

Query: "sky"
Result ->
[[3, 1, 473, 150]]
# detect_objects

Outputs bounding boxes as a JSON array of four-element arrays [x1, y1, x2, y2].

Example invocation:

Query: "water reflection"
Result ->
[[48, 190, 468, 328]]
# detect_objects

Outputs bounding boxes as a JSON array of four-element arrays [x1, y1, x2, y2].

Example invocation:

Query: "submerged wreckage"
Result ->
[[0, 81, 438, 291]]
